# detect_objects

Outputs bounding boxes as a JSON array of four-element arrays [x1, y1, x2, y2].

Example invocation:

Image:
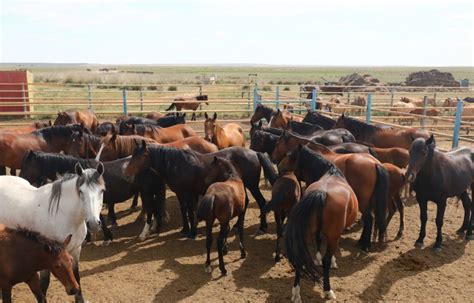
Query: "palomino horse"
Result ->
[[280, 145, 358, 301], [166, 95, 209, 121], [0, 227, 79, 302], [333, 113, 431, 149], [302, 110, 336, 129], [271, 132, 389, 250], [269, 108, 303, 128], [120, 123, 196, 143], [406, 135, 474, 251], [54, 109, 98, 132], [0, 164, 105, 302], [124, 143, 275, 237], [0, 124, 88, 174], [197, 157, 247, 276], [204, 112, 245, 149]]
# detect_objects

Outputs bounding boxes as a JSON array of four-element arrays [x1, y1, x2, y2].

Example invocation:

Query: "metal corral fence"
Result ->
[[0, 82, 472, 146]]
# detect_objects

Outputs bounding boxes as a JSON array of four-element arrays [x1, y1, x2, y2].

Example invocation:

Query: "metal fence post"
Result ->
[[87, 85, 92, 109], [452, 99, 463, 148], [433, 92, 437, 106], [253, 85, 258, 111], [122, 88, 128, 116], [390, 90, 394, 106], [421, 96, 428, 128], [275, 86, 280, 110], [311, 88, 317, 110], [365, 93, 372, 123], [139, 89, 144, 112]]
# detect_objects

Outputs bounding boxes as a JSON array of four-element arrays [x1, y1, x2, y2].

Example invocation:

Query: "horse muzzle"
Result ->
[[86, 219, 101, 232]]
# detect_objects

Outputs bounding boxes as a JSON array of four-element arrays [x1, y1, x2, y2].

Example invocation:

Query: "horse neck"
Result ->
[[149, 146, 172, 176], [85, 135, 101, 157], [299, 149, 332, 183], [212, 124, 227, 147], [44, 177, 84, 228]]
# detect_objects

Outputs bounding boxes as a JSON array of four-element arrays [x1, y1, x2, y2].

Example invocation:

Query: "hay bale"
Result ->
[[405, 69, 460, 87]]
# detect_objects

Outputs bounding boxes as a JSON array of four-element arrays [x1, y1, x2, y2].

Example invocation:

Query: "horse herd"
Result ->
[[0, 102, 473, 302]]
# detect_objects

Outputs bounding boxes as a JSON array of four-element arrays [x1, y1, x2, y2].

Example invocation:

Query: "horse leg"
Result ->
[[359, 210, 373, 252], [457, 192, 471, 235], [433, 200, 446, 252], [0, 165, 6, 175], [248, 185, 268, 233], [72, 257, 85, 303], [291, 271, 302, 303], [10, 168, 16, 176], [107, 202, 118, 227], [237, 213, 247, 259], [1, 287, 12, 303], [176, 193, 190, 235], [415, 198, 428, 248], [100, 213, 113, 245], [395, 194, 404, 239], [274, 211, 283, 262], [39, 270, 51, 298], [217, 222, 230, 276], [185, 195, 198, 239], [25, 274, 45, 303], [205, 218, 214, 273], [322, 240, 337, 300], [130, 192, 139, 209], [315, 230, 322, 266]]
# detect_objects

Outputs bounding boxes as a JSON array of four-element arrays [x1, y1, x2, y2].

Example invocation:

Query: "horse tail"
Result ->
[[257, 152, 278, 186], [166, 103, 176, 111], [197, 195, 214, 222], [285, 190, 326, 282], [368, 147, 380, 160], [374, 164, 389, 243]]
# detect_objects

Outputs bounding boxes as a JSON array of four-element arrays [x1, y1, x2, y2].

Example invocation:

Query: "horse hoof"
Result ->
[[180, 228, 190, 235], [415, 241, 424, 249], [102, 240, 112, 247], [396, 231, 403, 239], [325, 290, 336, 300], [220, 269, 227, 276], [205, 265, 212, 274], [241, 252, 247, 259], [465, 234, 473, 240], [138, 235, 147, 242], [433, 247, 442, 253]]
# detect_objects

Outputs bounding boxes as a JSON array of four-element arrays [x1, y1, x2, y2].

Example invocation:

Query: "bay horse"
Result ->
[[261, 171, 301, 262], [0, 164, 105, 302], [145, 111, 164, 120], [120, 123, 197, 143], [124, 143, 275, 237], [250, 103, 275, 124], [197, 157, 247, 275], [0, 121, 51, 135], [166, 95, 209, 121], [0, 227, 79, 302], [95, 122, 119, 137], [250, 130, 279, 155], [302, 110, 336, 130], [272, 132, 389, 250], [0, 124, 88, 174], [54, 109, 98, 132], [333, 113, 431, 149], [204, 112, 245, 149], [280, 145, 358, 301], [269, 108, 303, 129], [406, 135, 474, 251]]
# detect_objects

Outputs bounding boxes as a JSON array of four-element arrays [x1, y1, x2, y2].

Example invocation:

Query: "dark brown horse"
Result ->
[[0, 226, 79, 302], [281, 145, 358, 301], [333, 113, 430, 149], [197, 157, 247, 276], [204, 113, 245, 149], [272, 132, 389, 250], [250, 103, 275, 124], [120, 123, 197, 143], [406, 135, 474, 251], [302, 110, 336, 130], [54, 109, 98, 132], [166, 95, 209, 121]]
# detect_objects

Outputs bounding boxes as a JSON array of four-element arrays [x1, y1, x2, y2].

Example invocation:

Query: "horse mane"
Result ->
[[35, 125, 82, 143], [148, 145, 197, 173], [10, 227, 64, 254], [24, 151, 96, 176], [306, 110, 336, 123], [299, 146, 344, 179], [337, 115, 381, 139], [109, 135, 155, 156]]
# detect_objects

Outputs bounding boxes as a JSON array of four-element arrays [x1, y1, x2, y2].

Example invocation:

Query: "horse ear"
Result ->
[[44, 245, 53, 254], [426, 134, 435, 146], [64, 234, 72, 246], [213, 113, 217, 121], [204, 112, 209, 119], [75, 162, 84, 176], [96, 162, 105, 176], [141, 140, 147, 150]]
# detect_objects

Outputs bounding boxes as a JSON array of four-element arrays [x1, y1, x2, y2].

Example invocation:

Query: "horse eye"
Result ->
[[78, 190, 83, 195]]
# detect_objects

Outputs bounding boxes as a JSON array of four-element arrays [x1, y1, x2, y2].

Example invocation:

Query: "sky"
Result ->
[[0, 0, 473, 66]]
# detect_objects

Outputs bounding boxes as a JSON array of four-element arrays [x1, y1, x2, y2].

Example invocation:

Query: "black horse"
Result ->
[[124, 143, 277, 238], [250, 121, 283, 137], [118, 114, 186, 134], [250, 103, 275, 124], [302, 110, 336, 129], [288, 120, 323, 136], [250, 130, 280, 155], [406, 135, 474, 251]]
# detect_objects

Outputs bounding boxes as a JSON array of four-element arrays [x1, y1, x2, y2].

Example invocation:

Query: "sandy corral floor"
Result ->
[[9, 184, 474, 302]]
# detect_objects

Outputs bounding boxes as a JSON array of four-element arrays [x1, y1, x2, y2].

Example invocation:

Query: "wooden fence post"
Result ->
[[365, 93, 372, 123], [390, 90, 394, 106], [275, 86, 279, 110], [452, 99, 463, 148], [87, 85, 92, 109], [311, 88, 317, 110], [139, 89, 144, 112], [421, 96, 428, 128], [122, 88, 128, 116], [21, 83, 27, 114]]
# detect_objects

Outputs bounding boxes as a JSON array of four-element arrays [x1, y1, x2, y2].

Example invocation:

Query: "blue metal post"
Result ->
[[122, 88, 128, 116], [275, 86, 280, 110], [421, 96, 428, 128], [253, 85, 258, 111], [310, 88, 317, 110], [365, 93, 372, 123], [452, 99, 463, 148]]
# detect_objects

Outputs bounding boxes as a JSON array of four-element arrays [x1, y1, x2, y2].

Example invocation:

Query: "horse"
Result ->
[[250, 103, 275, 124], [0, 227, 79, 302], [0, 163, 105, 302], [145, 111, 164, 120], [271, 132, 389, 250], [95, 122, 119, 137], [250, 130, 280, 155], [280, 145, 358, 301], [0, 121, 51, 135], [166, 95, 209, 121], [120, 123, 197, 143], [261, 171, 301, 262], [249, 120, 283, 137], [54, 109, 98, 132], [406, 135, 474, 251], [204, 112, 245, 149], [269, 108, 303, 129], [118, 114, 186, 132], [124, 143, 275, 237], [302, 110, 336, 129], [0, 124, 88, 174], [287, 120, 323, 136], [197, 157, 247, 275], [333, 113, 431, 149]]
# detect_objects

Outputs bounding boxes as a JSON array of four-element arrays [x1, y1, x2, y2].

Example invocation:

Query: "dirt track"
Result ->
[[10, 186, 474, 302]]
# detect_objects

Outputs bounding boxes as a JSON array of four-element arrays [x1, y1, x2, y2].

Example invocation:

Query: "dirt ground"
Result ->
[[10, 185, 474, 302]]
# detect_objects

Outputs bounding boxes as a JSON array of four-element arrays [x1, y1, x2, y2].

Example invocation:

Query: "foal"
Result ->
[[197, 157, 247, 276]]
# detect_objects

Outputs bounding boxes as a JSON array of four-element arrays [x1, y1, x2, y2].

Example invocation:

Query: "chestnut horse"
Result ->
[[145, 111, 164, 120], [0, 227, 79, 302], [197, 157, 247, 276], [269, 108, 303, 128], [333, 113, 430, 149], [272, 132, 389, 250], [280, 145, 358, 301], [204, 113, 245, 149], [166, 95, 209, 121], [0, 121, 51, 135], [54, 109, 98, 132], [120, 123, 196, 143]]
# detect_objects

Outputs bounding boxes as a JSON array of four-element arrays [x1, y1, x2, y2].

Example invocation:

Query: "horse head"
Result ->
[[406, 134, 435, 183]]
